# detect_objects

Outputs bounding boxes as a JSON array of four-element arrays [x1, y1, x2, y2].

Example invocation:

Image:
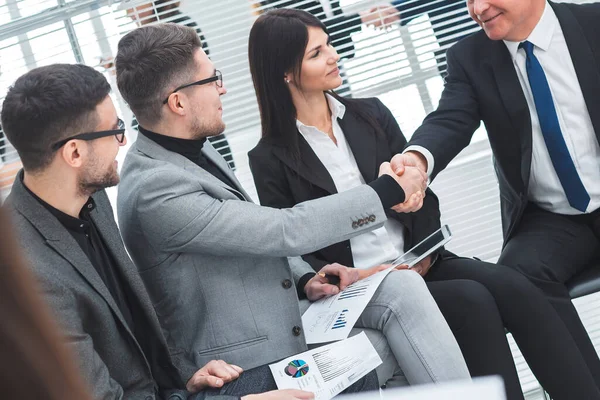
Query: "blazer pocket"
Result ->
[[196, 335, 268, 356]]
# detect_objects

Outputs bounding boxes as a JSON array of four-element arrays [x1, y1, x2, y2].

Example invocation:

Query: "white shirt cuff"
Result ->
[[404, 145, 434, 177]]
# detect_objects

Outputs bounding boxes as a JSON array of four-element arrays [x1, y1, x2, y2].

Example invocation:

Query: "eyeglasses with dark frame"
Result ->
[[162, 70, 223, 105], [51, 118, 126, 151]]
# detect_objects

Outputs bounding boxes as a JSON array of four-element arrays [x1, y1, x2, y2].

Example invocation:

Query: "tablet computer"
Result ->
[[390, 225, 452, 268]]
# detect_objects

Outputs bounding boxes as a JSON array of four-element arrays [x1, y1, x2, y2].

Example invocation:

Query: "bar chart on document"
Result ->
[[338, 281, 369, 300], [302, 267, 394, 344]]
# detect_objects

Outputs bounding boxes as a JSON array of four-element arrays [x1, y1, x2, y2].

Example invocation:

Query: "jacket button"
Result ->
[[292, 326, 302, 336], [282, 279, 292, 289], [352, 221, 358, 229], [369, 215, 376, 222]]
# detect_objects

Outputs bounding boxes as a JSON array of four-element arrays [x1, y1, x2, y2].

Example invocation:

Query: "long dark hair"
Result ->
[[248, 9, 384, 157]]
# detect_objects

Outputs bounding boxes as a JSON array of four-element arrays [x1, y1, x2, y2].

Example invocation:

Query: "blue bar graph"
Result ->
[[332, 309, 349, 329]]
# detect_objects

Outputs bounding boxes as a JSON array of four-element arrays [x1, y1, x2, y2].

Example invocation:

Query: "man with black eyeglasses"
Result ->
[[1, 63, 323, 400]]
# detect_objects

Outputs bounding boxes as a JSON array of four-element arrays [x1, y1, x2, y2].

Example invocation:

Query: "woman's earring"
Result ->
[[285, 78, 290, 84]]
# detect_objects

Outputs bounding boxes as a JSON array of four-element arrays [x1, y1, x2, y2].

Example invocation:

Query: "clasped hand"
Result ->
[[378, 151, 429, 213]]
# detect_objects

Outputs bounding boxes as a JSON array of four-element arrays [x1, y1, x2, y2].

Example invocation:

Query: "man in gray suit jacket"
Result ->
[[115, 23, 470, 388], [1, 64, 319, 400]]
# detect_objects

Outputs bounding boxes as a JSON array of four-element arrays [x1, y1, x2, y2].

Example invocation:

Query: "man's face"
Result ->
[[186, 49, 228, 140], [78, 96, 127, 196], [467, 0, 544, 41]]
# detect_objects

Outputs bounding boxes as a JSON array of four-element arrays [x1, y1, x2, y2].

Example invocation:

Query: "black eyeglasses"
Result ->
[[51, 118, 126, 151], [162, 70, 223, 104]]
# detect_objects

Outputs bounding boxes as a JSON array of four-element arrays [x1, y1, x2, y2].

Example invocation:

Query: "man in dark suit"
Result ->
[[0, 63, 315, 400], [394, 0, 600, 387]]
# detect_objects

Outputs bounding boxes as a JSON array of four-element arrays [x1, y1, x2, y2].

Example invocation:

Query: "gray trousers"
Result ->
[[351, 270, 470, 386]]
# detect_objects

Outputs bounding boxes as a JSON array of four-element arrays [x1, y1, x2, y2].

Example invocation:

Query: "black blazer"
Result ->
[[248, 97, 442, 271], [407, 1, 600, 242], [261, 0, 362, 59]]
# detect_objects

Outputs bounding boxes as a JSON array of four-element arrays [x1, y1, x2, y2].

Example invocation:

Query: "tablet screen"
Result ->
[[391, 225, 452, 267]]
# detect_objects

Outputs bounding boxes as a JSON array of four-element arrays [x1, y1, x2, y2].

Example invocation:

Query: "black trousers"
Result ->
[[498, 204, 600, 390], [426, 254, 600, 400]]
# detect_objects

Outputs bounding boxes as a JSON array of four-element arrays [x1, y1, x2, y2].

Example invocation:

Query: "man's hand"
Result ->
[[242, 389, 315, 400], [304, 263, 359, 301], [357, 264, 391, 280], [359, 4, 399, 28], [378, 161, 427, 212], [186, 359, 243, 392], [390, 151, 428, 177]]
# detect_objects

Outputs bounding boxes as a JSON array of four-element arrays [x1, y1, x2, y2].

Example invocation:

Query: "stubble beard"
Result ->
[[190, 117, 226, 140], [78, 159, 120, 197]]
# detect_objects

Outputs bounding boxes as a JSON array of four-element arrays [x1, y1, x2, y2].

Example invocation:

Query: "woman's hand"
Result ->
[[358, 264, 392, 280], [393, 256, 433, 277]]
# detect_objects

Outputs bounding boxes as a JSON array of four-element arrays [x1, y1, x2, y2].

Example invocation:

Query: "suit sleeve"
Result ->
[[133, 168, 386, 258], [36, 277, 126, 399], [248, 151, 331, 272], [407, 45, 482, 181]]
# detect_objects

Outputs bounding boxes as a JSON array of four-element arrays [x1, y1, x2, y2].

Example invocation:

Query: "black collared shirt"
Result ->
[[24, 183, 135, 331], [139, 126, 240, 195]]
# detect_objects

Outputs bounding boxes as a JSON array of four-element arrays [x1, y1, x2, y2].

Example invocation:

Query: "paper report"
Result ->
[[302, 267, 394, 344], [269, 332, 382, 400]]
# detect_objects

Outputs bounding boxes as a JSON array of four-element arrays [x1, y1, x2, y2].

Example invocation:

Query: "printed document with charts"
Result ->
[[269, 332, 382, 400], [302, 267, 395, 344]]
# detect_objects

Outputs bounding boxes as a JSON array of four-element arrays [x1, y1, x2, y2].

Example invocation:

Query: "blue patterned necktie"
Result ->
[[520, 40, 590, 212]]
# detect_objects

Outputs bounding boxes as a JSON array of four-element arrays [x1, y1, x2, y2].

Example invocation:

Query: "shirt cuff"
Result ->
[[368, 174, 406, 209], [297, 272, 316, 300], [404, 145, 435, 177]]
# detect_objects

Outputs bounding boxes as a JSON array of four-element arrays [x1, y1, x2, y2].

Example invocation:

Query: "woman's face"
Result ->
[[294, 26, 342, 94]]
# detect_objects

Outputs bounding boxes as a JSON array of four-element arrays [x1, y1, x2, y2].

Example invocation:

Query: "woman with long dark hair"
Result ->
[[247, 9, 600, 400]]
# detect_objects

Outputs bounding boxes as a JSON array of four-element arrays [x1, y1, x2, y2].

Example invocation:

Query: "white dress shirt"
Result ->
[[407, 1, 600, 215], [297, 94, 406, 269]]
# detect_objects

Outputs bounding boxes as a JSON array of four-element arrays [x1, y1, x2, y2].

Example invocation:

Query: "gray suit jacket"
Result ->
[[6, 174, 221, 400], [117, 133, 387, 381]]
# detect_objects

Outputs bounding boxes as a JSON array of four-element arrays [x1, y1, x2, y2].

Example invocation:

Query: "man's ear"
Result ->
[[165, 92, 187, 116], [60, 141, 85, 169]]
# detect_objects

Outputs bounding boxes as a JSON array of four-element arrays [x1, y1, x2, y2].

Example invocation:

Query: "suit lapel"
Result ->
[[489, 40, 531, 189], [339, 112, 378, 183], [89, 194, 163, 368], [10, 178, 138, 341], [271, 133, 337, 194], [553, 2, 600, 147], [136, 133, 247, 202], [201, 141, 251, 200]]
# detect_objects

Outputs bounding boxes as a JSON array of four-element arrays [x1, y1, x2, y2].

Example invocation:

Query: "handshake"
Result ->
[[379, 151, 428, 213]]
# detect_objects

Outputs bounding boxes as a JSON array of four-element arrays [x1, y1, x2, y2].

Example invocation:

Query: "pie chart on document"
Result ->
[[284, 360, 310, 378]]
